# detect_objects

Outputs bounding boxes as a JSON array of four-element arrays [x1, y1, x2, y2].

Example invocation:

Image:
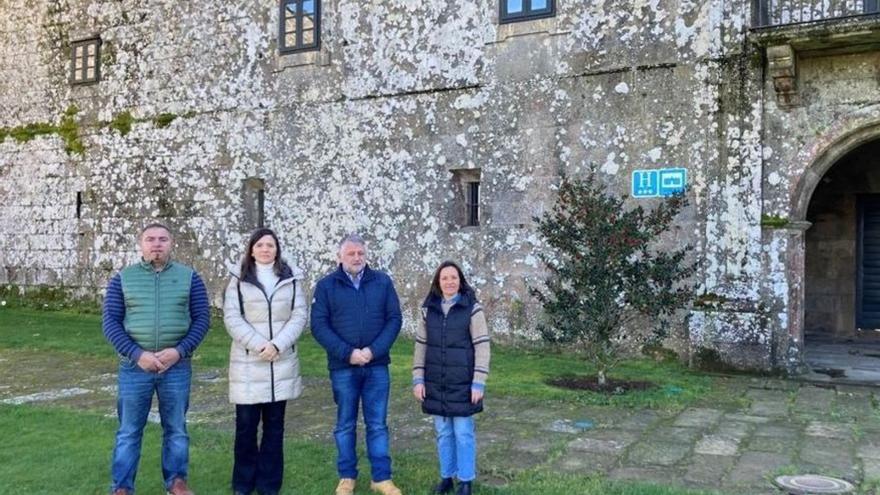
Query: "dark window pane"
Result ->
[[303, 0, 315, 14], [507, 0, 523, 13], [257, 189, 265, 228], [466, 182, 480, 226]]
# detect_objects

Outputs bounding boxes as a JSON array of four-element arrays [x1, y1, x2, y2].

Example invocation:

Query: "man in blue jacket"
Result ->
[[311, 233, 403, 495], [102, 223, 210, 495]]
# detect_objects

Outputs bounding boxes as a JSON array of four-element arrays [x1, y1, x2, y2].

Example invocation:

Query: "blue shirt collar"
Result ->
[[345, 269, 364, 288], [442, 293, 461, 305]]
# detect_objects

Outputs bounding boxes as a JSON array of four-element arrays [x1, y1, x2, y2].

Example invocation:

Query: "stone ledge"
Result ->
[[750, 13, 880, 52]]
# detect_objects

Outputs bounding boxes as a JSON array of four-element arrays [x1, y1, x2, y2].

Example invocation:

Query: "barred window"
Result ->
[[70, 37, 101, 85], [280, 0, 320, 53], [465, 182, 480, 227], [243, 178, 265, 230], [451, 168, 482, 229], [500, 0, 555, 23]]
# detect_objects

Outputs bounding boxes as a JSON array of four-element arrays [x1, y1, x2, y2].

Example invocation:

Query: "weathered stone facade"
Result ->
[[2, 0, 880, 371]]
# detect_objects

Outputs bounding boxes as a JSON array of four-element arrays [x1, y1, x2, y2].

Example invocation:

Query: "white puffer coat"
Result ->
[[223, 265, 307, 404]]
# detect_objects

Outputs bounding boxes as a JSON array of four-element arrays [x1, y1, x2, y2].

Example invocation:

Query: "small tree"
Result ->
[[530, 174, 696, 386]]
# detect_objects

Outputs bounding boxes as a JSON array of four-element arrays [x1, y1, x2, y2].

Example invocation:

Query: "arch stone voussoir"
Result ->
[[790, 112, 880, 221]]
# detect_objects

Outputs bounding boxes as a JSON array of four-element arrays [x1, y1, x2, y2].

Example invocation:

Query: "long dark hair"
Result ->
[[240, 228, 287, 285], [429, 260, 473, 298]]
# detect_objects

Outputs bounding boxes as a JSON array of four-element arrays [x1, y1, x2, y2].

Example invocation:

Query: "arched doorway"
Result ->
[[803, 138, 880, 380]]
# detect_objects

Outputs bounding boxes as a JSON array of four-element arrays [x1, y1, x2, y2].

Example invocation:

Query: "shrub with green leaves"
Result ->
[[530, 175, 696, 386]]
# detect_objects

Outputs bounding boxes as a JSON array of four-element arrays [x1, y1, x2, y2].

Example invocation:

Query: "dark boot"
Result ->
[[455, 481, 472, 495], [432, 478, 454, 494]]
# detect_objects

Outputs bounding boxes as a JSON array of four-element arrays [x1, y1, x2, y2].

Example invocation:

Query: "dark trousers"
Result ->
[[233, 401, 286, 495]]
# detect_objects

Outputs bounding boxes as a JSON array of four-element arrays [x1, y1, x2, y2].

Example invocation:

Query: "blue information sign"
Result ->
[[632, 170, 658, 197], [632, 168, 686, 198]]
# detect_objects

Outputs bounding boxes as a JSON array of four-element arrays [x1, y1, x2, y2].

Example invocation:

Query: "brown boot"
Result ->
[[167, 477, 194, 495], [335, 478, 356, 495], [371, 479, 403, 495]]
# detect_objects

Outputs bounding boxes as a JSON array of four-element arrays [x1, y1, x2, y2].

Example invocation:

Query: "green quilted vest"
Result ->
[[120, 260, 193, 351]]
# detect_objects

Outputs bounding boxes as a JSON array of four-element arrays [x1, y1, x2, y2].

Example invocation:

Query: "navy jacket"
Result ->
[[311, 265, 402, 370], [422, 290, 483, 417]]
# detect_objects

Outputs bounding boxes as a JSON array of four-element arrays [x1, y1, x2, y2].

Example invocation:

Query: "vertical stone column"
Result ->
[[762, 220, 811, 373]]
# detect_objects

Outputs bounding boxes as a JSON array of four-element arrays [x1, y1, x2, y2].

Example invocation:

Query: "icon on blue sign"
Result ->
[[632, 168, 687, 198], [658, 168, 686, 196], [632, 170, 658, 198]]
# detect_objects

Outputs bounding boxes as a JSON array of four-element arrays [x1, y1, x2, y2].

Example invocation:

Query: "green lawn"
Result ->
[[0, 306, 723, 494], [0, 403, 716, 495], [0, 307, 718, 409]]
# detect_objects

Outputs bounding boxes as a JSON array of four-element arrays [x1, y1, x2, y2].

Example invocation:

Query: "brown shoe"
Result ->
[[112, 489, 130, 495], [335, 478, 356, 495], [371, 479, 403, 495], [167, 477, 194, 495]]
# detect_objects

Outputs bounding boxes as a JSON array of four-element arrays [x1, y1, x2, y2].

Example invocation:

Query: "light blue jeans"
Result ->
[[110, 357, 191, 494], [433, 415, 476, 482]]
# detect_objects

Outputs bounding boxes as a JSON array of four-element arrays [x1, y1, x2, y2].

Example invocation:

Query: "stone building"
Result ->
[[2, 0, 880, 372]]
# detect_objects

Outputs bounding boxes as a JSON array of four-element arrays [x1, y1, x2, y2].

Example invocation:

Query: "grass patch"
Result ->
[[8, 122, 55, 143], [760, 215, 789, 228], [0, 404, 716, 495], [153, 112, 178, 128], [0, 105, 85, 155], [0, 404, 335, 495], [0, 307, 714, 409], [59, 104, 85, 154], [108, 111, 134, 135]]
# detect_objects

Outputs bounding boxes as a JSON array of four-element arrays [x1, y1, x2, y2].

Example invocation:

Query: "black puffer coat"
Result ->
[[421, 290, 483, 417]]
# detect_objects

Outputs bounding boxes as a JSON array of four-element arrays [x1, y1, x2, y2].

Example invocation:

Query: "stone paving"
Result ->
[[4, 348, 880, 494]]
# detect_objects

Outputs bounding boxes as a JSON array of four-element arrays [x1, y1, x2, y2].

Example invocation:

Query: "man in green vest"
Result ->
[[102, 223, 211, 495]]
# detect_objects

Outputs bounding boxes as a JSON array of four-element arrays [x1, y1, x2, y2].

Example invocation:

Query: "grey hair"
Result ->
[[338, 233, 367, 250], [140, 222, 173, 239]]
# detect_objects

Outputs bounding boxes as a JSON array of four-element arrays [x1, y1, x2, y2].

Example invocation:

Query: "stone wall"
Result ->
[[4, 0, 878, 370]]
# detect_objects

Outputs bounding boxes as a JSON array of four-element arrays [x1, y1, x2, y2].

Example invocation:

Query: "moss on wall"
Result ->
[[0, 106, 85, 155], [761, 215, 789, 228]]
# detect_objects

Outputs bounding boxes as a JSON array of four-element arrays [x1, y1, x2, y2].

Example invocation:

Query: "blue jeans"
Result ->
[[330, 365, 392, 481], [433, 415, 476, 482], [110, 357, 192, 493]]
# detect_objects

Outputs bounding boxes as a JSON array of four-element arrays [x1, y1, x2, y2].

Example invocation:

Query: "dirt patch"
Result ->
[[546, 375, 656, 394]]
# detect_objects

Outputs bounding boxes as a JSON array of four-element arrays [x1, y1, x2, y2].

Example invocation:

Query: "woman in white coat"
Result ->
[[223, 228, 307, 495]]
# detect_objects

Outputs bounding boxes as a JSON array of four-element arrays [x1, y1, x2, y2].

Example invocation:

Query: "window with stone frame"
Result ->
[[500, 0, 555, 23], [70, 37, 101, 85], [279, 0, 320, 53], [451, 168, 481, 228]]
